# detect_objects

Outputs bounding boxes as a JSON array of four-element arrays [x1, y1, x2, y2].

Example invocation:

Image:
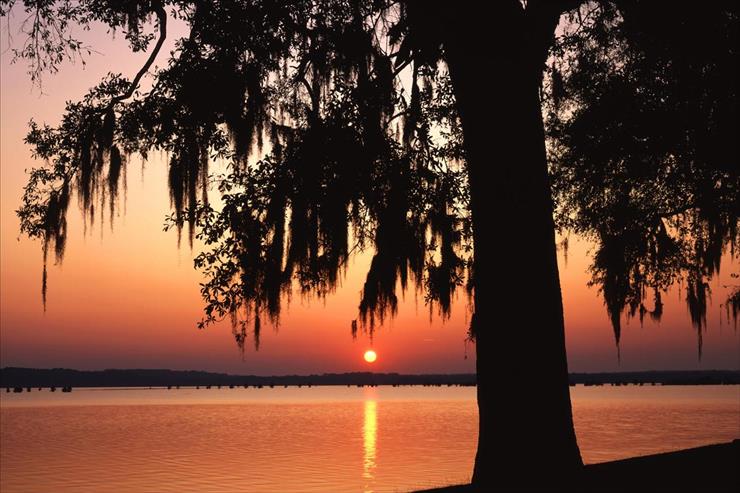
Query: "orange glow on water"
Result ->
[[1, 386, 737, 492], [363, 399, 377, 483]]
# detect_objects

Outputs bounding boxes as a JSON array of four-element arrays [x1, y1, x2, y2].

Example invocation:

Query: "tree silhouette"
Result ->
[[547, 2, 738, 356], [4, 0, 737, 490]]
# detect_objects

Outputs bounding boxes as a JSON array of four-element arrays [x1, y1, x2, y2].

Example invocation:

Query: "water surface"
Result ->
[[1, 385, 738, 492]]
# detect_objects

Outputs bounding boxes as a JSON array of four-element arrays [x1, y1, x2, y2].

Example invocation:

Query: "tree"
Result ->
[[4, 0, 737, 490], [547, 2, 738, 356]]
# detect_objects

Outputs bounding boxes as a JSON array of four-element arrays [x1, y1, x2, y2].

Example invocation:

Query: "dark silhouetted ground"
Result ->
[[416, 440, 739, 492]]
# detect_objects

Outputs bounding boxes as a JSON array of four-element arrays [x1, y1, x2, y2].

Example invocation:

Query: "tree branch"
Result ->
[[527, 0, 586, 68], [109, 3, 167, 108], [383, 108, 409, 129], [298, 74, 319, 122], [46, 4, 169, 202]]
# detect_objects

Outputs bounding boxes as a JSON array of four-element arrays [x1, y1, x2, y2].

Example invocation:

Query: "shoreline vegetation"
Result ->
[[1, 368, 738, 390], [416, 440, 740, 493]]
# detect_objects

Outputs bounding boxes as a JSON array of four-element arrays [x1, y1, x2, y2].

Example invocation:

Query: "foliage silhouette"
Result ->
[[546, 2, 738, 355], [4, 0, 738, 490]]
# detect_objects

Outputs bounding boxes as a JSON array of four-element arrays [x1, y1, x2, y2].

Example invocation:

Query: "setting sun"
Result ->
[[363, 350, 377, 363]]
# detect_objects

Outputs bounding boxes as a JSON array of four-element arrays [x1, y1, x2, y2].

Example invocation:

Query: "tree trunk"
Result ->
[[444, 4, 583, 491]]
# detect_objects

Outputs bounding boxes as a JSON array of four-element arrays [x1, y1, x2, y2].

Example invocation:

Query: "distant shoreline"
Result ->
[[1, 368, 738, 389]]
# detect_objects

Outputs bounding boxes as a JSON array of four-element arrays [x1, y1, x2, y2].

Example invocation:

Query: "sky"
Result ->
[[0, 12, 738, 375]]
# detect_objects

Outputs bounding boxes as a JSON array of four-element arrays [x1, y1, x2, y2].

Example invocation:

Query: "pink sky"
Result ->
[[0, 14, 737, 375]]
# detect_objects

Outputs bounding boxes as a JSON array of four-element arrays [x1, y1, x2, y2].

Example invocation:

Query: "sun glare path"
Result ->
[[363, 399, 377, 483], [363, 350, 377, 363]]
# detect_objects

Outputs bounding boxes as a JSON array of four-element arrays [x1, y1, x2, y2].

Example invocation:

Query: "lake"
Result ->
[[1, 385, 738, 492]]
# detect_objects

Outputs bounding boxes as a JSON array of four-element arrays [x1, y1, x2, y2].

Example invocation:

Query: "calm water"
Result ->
[[1, 385, 738, 492]]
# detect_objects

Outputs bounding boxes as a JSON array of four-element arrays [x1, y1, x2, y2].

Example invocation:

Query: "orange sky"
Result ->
[[1, 15, 737, 375]]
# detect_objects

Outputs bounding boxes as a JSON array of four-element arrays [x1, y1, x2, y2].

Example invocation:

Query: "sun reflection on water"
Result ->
[[363, 398, 377, 491]]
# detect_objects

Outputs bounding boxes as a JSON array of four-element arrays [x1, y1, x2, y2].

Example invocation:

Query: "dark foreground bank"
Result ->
[[416, 440, 740, 492]]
